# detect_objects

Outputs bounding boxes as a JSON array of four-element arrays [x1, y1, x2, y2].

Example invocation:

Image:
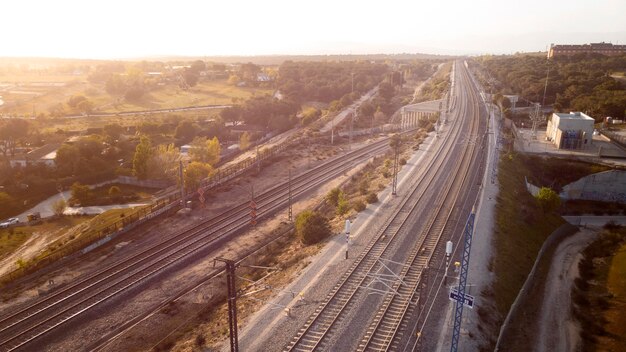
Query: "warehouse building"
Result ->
[[546, 112, 594, 149]]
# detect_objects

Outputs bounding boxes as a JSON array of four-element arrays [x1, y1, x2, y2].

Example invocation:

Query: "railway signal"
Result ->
[[288, 169, 293, 222]]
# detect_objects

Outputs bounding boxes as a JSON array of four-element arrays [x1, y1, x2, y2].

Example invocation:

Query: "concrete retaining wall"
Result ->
[[560, 170, 626, 204]]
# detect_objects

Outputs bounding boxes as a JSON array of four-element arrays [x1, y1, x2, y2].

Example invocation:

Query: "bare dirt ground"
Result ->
[[0, 220, 90, 277], [533, 227, 599, 352]]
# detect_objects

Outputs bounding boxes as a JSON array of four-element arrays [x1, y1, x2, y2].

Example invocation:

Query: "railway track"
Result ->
[[357, 61, 483, 352], [284, 62, 481, 352], [0, 134, 397, 352]]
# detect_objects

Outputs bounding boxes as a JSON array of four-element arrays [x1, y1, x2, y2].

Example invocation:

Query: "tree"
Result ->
[[52, 199, 67, 217], [239, 132, 251, 151], [374, 107, 386, 123], [189, 137, 221, 166], [184, 162, 213, 191], [133, 136, 152, 180], [147, 144, 180, 182], [205, 137, 221, 166], [55, 144, 80, 176], [103, 123, 124, 141], [295, 210, 332, 245], [359, 101, 375, 118], [220, 105, 243, 126], [76, 99, 94, 114], [301, 107, 321, 126], [389, 134, 402, 150], [379, 82, 395, 101], [183, 68, 199, 87], [535, 187, 561, 213], [70, 182, 92, 204], [174, 120, 198, 142], [0, 119, 29, 156]]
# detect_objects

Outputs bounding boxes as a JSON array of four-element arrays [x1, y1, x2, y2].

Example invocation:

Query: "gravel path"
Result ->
[[234, 131, 440, 351], [534, 227, 598, 352]]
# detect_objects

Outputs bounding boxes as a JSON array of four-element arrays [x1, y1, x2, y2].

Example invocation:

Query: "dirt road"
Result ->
[[534, 227, 598, 352]]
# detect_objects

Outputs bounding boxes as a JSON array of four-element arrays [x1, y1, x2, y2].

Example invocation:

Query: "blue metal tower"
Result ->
[[450, 208, 476, 352]]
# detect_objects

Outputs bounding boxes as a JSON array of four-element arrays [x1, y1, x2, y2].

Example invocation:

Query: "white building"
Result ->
[[9, 144, 60, 168], [546, 112, 594, 149]]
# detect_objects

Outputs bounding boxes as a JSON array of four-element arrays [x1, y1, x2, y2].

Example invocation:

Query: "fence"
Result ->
[[0, 132, 299, 287]]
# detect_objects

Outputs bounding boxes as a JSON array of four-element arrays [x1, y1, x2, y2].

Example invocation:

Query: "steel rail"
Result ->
[[358, 62, 483, 351], [285, 78, 472, 352], [0, 135, 395, 351]]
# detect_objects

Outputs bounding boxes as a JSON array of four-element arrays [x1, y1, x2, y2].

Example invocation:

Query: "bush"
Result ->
[[366, 192, 378, 204], [353, 200, 366, 212], [535, 187, 561, 213], [326, 188, 342, 207], [52, 199, 67, 217], [399, 158, 407, 165], [108, 185, 121, 196], [336, 192, 350, 216], [358, 179, 369, 195], [195, 334, 206, 347], [295, 210, 332, 245]]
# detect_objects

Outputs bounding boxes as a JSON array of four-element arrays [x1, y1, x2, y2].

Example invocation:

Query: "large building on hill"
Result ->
[[548, 42, 626, 58]]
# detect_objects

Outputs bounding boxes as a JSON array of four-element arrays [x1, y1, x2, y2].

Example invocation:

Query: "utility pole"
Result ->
[[288, 169, 293, 222], [450, 208, 476, 352], [390, 135, 400, 196], [541, 62, 550, 107], [256, 145, 261, 173], [331, 117, 334, 145], [179, 160, 185, 206], [249, 185, 257, 226], [344, 220, 351, 259], [214, 257, 239, 352], [349, 111, 354, 151]]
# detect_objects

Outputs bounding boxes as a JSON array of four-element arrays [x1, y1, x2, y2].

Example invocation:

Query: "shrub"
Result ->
[[295, 210, 332, 245], [353, 200, 366, 212], [399, 158, 407, 165], [326, 188, 342, 207], [337, 192, 350, 215], [366, 192, 378, 204], [195, 334, 206, 347], [52, 199, 67, 217], [108, 185, 121, 196], [535, 187, 561, 213], [359, 180, 369, 195]]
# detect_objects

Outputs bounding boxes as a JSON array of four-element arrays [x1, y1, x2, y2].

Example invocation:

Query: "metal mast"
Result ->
[[450, 208, 476, 352], [530, 103, 542, 139]]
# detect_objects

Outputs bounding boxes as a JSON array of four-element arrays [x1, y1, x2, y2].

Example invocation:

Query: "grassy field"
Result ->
[[491, 152, 566, 317], [1, 78, 272, 116], [601, 242, 626, 351]]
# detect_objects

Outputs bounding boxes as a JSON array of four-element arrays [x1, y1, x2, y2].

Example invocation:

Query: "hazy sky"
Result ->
[[3, 0, 626, 58]]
